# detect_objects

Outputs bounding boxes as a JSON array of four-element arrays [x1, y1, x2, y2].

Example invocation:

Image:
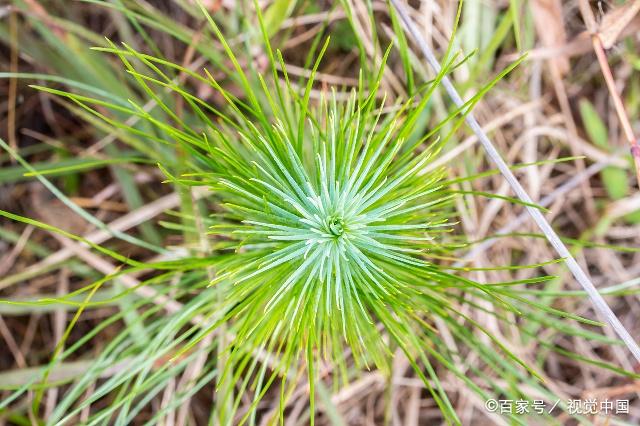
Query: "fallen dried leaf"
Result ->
[[599, 0, 640, 48]]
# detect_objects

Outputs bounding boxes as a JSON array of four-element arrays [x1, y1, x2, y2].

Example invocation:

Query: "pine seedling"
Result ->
[[40, 40, 514, 425], [1, 2, 638, 425]]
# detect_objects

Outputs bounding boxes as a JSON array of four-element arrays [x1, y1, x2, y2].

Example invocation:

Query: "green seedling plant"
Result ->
[[1, 2, 638, 425]]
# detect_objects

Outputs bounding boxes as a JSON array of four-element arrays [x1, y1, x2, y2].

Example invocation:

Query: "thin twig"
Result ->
[[578, 0, 640, 190], [51, 233, 198, 321], [0, 225, 34, 276], [459, 160, 610, 264], [0, 316, 27, 368], [390, 0, 640, 364], [0, 188, 208, 290]]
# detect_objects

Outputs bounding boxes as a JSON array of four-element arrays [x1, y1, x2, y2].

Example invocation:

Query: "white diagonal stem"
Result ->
[[390, 0, 640, 364]]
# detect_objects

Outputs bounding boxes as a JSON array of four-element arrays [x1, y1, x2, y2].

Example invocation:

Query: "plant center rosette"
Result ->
[[205, 92, 462, 387]]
